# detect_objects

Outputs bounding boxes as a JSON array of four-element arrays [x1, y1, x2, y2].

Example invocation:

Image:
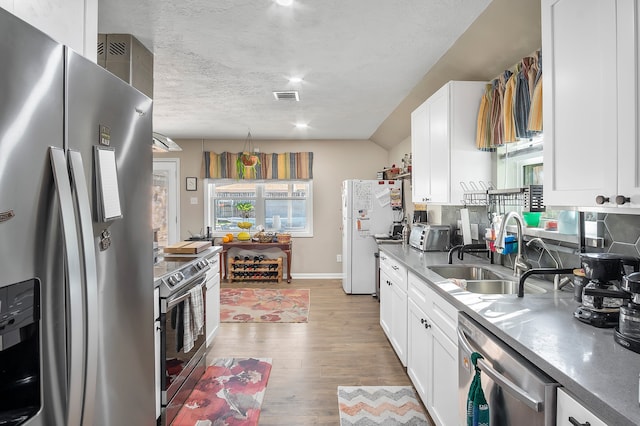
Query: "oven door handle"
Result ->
[[457, 327, 544, 412], [166, 278, 206, 309]]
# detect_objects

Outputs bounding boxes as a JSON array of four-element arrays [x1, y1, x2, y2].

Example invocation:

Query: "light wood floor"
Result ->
[[206, 279, 432, 425]]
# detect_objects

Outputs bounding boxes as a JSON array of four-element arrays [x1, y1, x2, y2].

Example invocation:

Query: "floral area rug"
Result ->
[[220, 288, 309, 323], [337, 386, 431, 426], [172, 357, 272, 426]]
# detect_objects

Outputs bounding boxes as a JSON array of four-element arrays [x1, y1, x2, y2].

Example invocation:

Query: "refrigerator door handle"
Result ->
[[50, 147, 86, 426], [68, 150, 99, 425]]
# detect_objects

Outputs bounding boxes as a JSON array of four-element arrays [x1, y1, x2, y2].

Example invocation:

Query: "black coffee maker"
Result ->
[[574, 253, 640, 328]]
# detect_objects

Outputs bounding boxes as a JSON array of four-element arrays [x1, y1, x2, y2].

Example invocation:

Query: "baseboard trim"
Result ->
[[289, 273, 343, 280]]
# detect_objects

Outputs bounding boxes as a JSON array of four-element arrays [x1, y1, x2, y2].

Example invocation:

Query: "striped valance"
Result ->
[[204, 151, 314, 180]]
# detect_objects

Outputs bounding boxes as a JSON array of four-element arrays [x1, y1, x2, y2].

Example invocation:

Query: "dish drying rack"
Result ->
[[461, 181, 493, 206], [462, 182, 545, 214]]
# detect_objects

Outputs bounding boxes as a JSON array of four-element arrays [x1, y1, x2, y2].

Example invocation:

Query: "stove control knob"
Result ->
[[168, 272, 184, 286], [195, 259, 210, 270]]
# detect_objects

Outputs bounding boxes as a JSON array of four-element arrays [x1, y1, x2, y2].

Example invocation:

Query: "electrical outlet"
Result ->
[[337, 254, 342, 263]]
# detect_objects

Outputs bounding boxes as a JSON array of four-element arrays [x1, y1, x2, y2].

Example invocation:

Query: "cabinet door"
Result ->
[[379, 270, 393, 337], [542, 0, 618, 207], [407, 299, 431, 405], [427, 84, 451, 203], [429, 324, 459, 426], [205, 269, 220, 346], [617, 0, 640, 207], [556, 388, 608, 426], [389, 283, 407, 366], [411, 100, 430, 203]]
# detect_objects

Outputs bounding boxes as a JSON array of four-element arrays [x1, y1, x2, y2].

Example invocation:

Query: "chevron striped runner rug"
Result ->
[[337, 386, 431, 426]]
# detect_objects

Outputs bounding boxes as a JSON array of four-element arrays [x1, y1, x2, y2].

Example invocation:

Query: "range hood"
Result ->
[[152, 133, 182, 152]]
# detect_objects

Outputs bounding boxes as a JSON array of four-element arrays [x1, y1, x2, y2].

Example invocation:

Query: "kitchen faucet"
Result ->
[[495, 211, 531, 278], [526, 238, 572, 290]]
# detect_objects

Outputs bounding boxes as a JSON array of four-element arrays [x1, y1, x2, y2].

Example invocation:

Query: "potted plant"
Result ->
[[236, 130, 261, 178], [235, 202, 254, 230]]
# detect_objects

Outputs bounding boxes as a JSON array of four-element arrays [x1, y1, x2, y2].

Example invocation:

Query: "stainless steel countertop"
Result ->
[[378, 244, 640, 426]]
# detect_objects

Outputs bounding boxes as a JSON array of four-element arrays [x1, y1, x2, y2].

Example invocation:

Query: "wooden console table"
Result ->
[[221, 241, 292, 283]]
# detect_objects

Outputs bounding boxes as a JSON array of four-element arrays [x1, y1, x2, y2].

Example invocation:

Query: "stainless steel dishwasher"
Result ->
[[458, 313, 559, 425]]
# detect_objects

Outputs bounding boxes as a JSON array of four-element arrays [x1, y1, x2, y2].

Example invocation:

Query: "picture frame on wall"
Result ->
[[186, 177, 197, 191]]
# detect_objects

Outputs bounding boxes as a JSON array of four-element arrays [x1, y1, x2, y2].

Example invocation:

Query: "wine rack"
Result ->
[[229, 257, 282, 282]]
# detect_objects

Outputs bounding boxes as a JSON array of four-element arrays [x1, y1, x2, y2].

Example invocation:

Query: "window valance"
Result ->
[[204, 151, 313, 180]]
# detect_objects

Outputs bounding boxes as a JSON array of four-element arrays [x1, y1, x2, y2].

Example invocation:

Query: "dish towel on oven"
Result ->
[[183, 285, 205, 353]]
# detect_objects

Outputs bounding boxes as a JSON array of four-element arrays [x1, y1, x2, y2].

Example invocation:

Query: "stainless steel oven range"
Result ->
[[155, 257, 211, 425]]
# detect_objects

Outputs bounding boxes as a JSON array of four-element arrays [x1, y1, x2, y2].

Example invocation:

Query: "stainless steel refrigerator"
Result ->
[[0, 8, 155, 426]]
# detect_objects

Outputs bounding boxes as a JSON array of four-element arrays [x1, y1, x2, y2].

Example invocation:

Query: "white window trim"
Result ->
[[204, 179, 313, 237]]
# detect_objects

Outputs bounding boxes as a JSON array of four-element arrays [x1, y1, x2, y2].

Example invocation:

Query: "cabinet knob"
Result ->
[[420, 318, 425, 324], [595, 195, 610, 205], [616, 195, 631, 205], [568, 417, 591, 426], [424, 322, 431, 329], [387, 280, 392, 286]]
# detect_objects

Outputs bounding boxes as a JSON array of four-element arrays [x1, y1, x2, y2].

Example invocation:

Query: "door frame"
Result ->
[[153, 158, 180, 245]]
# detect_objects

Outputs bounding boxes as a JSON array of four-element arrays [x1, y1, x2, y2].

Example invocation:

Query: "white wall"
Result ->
[[1, 0, 97, 61]]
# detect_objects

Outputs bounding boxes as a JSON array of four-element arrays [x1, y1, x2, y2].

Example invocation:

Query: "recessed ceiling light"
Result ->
[[276, 0, 293, 6], [295, 123, 308, 129], [288, 76, 303, 83]]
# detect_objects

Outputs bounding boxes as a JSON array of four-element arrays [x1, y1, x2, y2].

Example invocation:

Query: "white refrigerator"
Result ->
[[342, 179, 403, 294]]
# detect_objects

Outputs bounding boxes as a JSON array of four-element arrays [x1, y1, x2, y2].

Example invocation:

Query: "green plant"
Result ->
[[236, 152, 261, 178], [235, 202, 254, 218]]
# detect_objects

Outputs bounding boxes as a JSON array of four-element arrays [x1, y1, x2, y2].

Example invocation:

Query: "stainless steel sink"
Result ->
[[463, 279, 546, 295], [428, 265, 503, 281], [428, 265, 547, 295]]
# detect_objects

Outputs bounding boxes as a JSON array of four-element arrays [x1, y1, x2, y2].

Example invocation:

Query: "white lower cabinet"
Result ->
[[205, 254, 221, 347], [556, 388, 608, 426], [407, 272, 459, 426], [379, 251, 407, 366]]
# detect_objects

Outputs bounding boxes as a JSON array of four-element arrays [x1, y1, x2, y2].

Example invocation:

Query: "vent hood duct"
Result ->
[[98, 34, 153, 99], [152, 133, 182, 152]]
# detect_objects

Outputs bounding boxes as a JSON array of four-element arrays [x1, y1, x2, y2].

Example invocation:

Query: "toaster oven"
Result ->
[[409, 223, 450, 251]]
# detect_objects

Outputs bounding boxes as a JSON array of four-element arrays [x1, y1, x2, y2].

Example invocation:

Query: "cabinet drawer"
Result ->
[[408, 271, 458, 343], [556, 388, 607, 426], [379, 251, 407, 290]]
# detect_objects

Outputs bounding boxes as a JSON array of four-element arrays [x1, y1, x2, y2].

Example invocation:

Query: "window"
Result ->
[[205, 180, 313, 237]]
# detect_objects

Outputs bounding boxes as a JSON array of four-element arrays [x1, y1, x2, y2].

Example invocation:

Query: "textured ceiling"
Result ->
[[97, 0, 491, 145]]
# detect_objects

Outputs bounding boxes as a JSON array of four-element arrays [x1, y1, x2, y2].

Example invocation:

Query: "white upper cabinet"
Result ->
[[411, 81, 491, 205], [542, 0, 640, 208]]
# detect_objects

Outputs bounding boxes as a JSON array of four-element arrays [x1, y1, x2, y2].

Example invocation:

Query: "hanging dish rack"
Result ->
[[488, 185, 545, 215], [462, 182, 545, 214], [461, 181, 494, 206]]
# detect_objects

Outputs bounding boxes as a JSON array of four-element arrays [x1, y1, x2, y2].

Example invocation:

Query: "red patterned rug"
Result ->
[[220, 288, 309, 323], [172, 357, 272, 426]]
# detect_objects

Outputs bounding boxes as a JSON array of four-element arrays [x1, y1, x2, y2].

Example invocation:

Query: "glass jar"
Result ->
[[619, 304, 640, 338]]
